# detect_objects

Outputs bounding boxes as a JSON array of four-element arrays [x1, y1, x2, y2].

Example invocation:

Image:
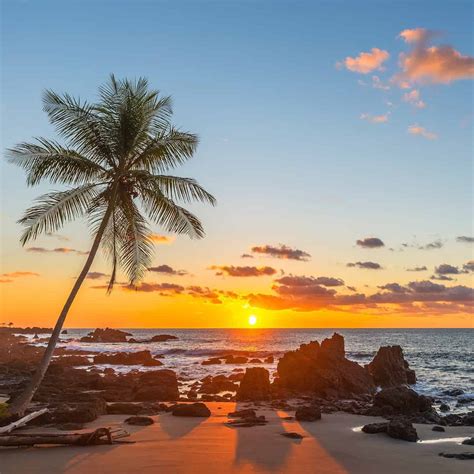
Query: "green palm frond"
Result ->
[[7, 138, 106, 186], [18, 184, 102, 245]]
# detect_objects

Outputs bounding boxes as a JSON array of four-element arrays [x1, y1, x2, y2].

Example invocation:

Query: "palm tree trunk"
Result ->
[[7, 196, 116, 417]]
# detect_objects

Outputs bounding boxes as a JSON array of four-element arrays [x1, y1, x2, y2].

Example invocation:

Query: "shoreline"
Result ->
[[1, 403, 472, 474]]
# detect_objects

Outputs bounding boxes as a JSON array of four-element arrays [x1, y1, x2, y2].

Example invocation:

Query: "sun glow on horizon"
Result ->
[[248, 315, 257, 326]]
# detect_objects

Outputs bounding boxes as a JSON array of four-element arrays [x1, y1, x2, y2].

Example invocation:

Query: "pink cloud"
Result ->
[[403, 89, 426, 108], [341, 48, 390, 74], [408, 124, 437, 140], [360, 113, 389, 123]]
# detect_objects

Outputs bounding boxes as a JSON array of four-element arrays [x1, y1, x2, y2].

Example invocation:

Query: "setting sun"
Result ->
[[248, 315, 257, 326]]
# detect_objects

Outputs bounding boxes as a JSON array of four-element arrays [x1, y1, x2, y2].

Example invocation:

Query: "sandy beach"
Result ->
[[1, 402, 471, 474]]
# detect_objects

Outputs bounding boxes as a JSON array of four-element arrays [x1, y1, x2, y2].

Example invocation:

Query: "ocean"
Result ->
[[34, 328, 473, 411]]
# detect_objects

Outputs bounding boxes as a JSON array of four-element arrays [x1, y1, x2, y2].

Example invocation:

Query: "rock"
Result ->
[[281, 432, 304, 439], [171, 402, 211, 417], [52, 355, 90, 366], [439, 403, 450, 412], [439, 452, 474, 460], [362, 422, 388, 434], [295, 406, 321, 422], [200, 375, 238, 394], [432, 425, 445, 432], [236, 368, 271, 401], [225, 355, 248, 364], [462, 413, 474, 426], [201, 357, 222, 365], [228, 409, 256, 418], [462, 437, 474, 445], [107, 403, 143, 415], [227, 414, 267, 427], [367, 346, 416, 387], [187, 390, 198, 400], [133, 370, 179, 401], [442, 389, 464, 397], [249, 358, 262, 364], [373, 386, 432, 415], [150, 334, 178, 342], [80, 328, 131, 343], [125, 416, 154, 426], [276, 333, 375, 398], [386, 419, 418, 442], [93, 351, 162, 366], [264, 356, 274, 364], [61, 330, 68, 335], [57, 422, 84, 431]]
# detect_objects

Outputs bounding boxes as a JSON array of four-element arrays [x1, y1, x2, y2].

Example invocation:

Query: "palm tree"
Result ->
[[6, 75, 216, 417]]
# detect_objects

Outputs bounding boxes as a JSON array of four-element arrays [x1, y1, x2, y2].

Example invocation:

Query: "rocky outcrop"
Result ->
[[150, 334, 178, 342], [367, 346, 416, 387], [373, 386, 432, 415], [199, 375, 238, 394], [133, 370, 179, 401], [387, 419, 418, 442], [276, 333, 375, 398], [171, 402, 211, 417], [236, 367, 271, 401], [295, 406, 321, 422], [80, 328, 132, 343], [93, 351, 162, 366], [362, 422, 388, 434]]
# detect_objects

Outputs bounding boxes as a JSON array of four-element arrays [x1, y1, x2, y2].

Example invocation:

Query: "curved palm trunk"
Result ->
[[7, 199, 116, 417]]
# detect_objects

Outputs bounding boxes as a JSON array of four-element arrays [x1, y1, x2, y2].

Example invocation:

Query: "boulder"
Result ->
[[150, 334, 178, 342], [200, 375, 238, 394], [374, 386, 432, 415], [295, 406, 321, 422], [80, 328, 131, 343], [249, 358, 262, 364], [387, 419, 418, 442], [439, 452, 474, 460], [93, 351, 162, 366], [236, 368, 271, 401], [201, 357, 222, 365], [367, 346, 416, 387], [276, 333, 375, 398], [228, 409, 256, 418], [52, 355, 90, 366], [125, 416, 154, 426], [462, 437, 474, 446], [133, 370, 179, 401], [171, 402, 211, 417], [264, 356, 274, 364], [439, 403, 450, 412], [362, 422, 388, 434], [225, 355, 248, 364], [281, 432, 304, 439]]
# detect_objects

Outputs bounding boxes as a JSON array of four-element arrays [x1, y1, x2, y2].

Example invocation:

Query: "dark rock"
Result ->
[[462, 437, 474, 446], [439, 403, 450, 412], [386, 419, 418, 442], [462, 413, 474, 426], [236, 368, 271, 401], [80, 328, 131, 343], [281, 432, 304, 439], [202, 357, 222, 365], [264, 356, 274, 363], [228, 409, 256, 418], [61, 330, 68, 335], [187, 390, 198, 400], [457, 397, 473, 406], [150, 334, 178, 342], [276, 333, 375, 398], [107, 403, 143, 415], [367, 346, 416, 387], [439, 452, 474, 460], [200, 375, 238, 394], [227, 415, 267, 427], [52, 355, 90, 366], [362, 422, 388, 434], [432, 425, 445, 432], [133, 370, 179, 401], [249, 358, 262, 364], [171, 402, 211, 417], [225, 355, 248, 364], [295, 406, 321, 422], [94, 350, 162, 366], [442, 389, 464, 397], [374, 386, 432, 415], [125, 416, 154, 426]]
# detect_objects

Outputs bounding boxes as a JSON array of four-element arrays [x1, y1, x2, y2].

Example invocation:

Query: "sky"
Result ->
[[1, 0, 473, 328]]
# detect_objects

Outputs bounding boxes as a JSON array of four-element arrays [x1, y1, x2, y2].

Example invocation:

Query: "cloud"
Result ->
[[27, 247, 88, 255], [406, 266, 428, 272], [124, 282, 185, 294], [251, 244, 311, 261], [86, 272, 108, 280], [456, 236, 474, 243], [419, 240, 443, 250], [360, 113, 389, 123], [356, 237, 385, 248], [275, 275, 345, 287], [463, 261, 474, 272], [149, 234, 174, 244], [347, 261, 382, 270], [408, 124, 437, 140], [371, 75, 390, 90], [397, 28, 474, 84], [241, 253, 254, 259], [46, 232, 70, 242], [434, 264, 460, 275], [209, 265, 277, 277], [340, 48, 390, 74], [2, 271, 40, 278], [148, 264, 188, 276], [403, 89, 426, 108]]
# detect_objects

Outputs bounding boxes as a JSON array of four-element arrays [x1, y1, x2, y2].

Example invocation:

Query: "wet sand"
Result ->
[[0, 402, 471, 473]]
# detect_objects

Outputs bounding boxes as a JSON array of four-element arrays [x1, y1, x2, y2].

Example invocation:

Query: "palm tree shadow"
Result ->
[[158, 412, 208, 439], [231, 403, 293, 471]]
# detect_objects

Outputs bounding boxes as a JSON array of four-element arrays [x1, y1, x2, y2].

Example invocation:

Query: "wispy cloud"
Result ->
[[339, 48, 390, 74], [148, 264, 188, 276], [86, 272, 108, 280], [403, 89, 426, 108], [360, 113, 389, 123], [27, 247, 88, 255], [209, 265, 277, 277], [408, 124, 437, 140], [347, 261, 382, 270], [406, 266, 428, 272], [149, 234, 174, 244], [456, 236, 474, 243], [251, 244, 311, 261], [0, 271, 40, 283]]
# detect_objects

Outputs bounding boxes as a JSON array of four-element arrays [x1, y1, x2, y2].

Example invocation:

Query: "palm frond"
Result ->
[[18, 184, 102, 245], [7, 138, 106, 186]]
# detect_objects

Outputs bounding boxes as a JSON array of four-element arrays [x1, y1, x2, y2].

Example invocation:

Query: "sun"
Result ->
[[248, 315, 257, 326]]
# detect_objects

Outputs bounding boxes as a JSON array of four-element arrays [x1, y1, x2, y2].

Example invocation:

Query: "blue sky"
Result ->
[[1, 1, 473, 327]]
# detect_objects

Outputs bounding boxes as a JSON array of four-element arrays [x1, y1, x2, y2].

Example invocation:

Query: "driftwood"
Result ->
[[0, 408, 49, 435], [0, 427, 130, 447]]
